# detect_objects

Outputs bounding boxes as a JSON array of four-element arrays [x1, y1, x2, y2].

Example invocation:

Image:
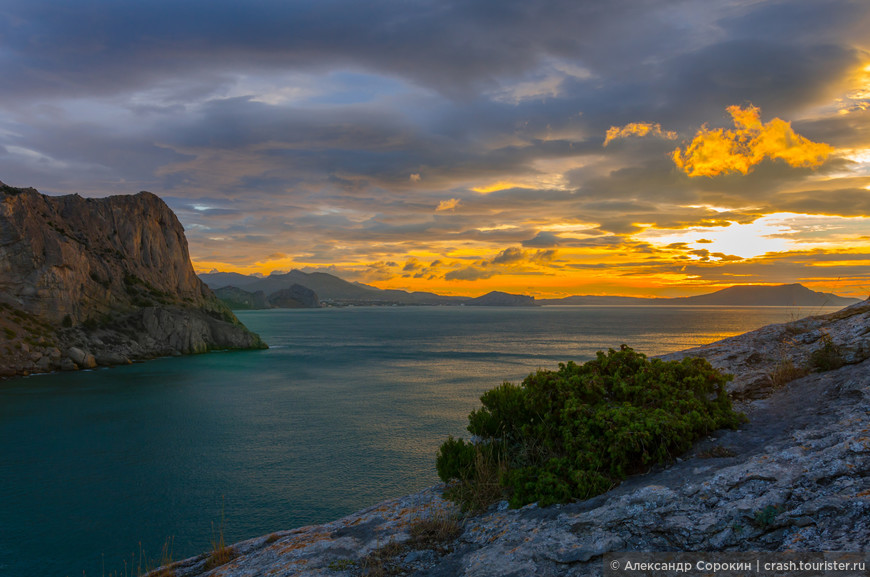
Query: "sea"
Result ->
[[0, 305, 841, 576]]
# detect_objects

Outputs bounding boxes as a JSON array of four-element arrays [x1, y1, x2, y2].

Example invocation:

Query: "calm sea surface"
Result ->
[[0, 305, 840, 576]]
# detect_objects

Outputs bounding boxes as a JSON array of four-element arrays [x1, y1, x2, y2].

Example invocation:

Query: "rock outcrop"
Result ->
[[267, 284, 321, 308], [214, 286, 271, 310], [0, 181, 265, 377], [465, 291, 537, 307], [150, 300, 870, 577], [661, 299, 870, 399]]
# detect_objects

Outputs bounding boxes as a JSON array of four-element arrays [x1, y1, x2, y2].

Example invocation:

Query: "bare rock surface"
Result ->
[[661, 299, 870, 399], [152, 303, 870, 577], [0, 181, 265, 377]]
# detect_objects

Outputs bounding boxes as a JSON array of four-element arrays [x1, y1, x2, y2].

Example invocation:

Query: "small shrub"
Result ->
[[753, 505, 783, 528], [436, 345, 744, 509], [810, 333, 844, 372], [3, 327, 15, 339]]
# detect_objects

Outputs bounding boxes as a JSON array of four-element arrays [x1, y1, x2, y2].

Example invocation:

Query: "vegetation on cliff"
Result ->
[[437, 345, 745, 509]]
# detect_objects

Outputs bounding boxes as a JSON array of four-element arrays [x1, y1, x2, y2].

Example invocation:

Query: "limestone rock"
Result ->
[[0, 181, 266, 377], [661, 299, 870, 399], [66, 347, 97, 369]]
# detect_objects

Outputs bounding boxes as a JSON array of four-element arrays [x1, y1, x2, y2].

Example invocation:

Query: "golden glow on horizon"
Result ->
[[603, 122, 677, 146], [190, 96, 870, 301], [642, 219, 788, 259], [673, 105, 834, 177], [641, 213, 870, 261], [476, 224, 519, 232]]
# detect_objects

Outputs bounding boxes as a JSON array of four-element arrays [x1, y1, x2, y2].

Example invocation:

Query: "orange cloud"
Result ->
[[672, 105, 834, 177], [603, 122, 677, 146], [436, 198, 461, 211]]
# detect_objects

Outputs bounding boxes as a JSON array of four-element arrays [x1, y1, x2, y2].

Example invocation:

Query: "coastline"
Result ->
[[148, 300, 870, 576]]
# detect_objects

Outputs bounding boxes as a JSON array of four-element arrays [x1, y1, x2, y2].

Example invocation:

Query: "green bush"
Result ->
[[810, 333, 844, 372], [437, 345, 744, 510]]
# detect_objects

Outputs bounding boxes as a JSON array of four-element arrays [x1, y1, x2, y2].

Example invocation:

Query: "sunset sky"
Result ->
[[1, 0, 869, 297]]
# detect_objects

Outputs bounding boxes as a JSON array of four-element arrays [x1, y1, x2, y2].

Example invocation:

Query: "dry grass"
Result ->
[[102, 538, 177, 577], [767, 356, 809, 389], [204, 501, 237, 571], [408, 512, 463, 551], [697, 445, 737, 459], [358, 539, 405, 576], [443, 445, 507, 512], [354, 512, 464, 576], [766, 339, 810, 389]]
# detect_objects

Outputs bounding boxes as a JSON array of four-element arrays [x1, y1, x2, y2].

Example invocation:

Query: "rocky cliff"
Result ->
[[0, 181, 265, 377], [150, 300, 870, 577]]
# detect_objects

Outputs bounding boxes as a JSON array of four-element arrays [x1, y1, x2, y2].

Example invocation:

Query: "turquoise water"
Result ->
[[0, 306, 838, 576]]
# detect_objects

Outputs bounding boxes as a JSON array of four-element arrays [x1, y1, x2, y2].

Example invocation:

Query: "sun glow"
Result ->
[[642, 218, 792, 259]]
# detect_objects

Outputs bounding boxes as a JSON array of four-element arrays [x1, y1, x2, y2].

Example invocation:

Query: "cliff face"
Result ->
[[0, 182, 265, 377], [1, 183, 211, 322]]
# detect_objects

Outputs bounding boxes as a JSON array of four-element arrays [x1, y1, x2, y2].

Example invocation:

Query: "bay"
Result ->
[[0, 305, 838, 576]]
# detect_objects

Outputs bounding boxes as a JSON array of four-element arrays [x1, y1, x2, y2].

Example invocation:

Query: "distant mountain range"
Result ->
[[199, 270, 862, 309], [537, 284, 860, 307], [200, 270, 468, 307]]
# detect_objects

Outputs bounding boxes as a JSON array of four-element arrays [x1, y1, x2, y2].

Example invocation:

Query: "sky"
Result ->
[[1, 0, 869, 298]]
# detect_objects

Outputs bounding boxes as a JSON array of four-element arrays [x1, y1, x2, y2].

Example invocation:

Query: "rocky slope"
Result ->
[[150, 300, 870, 577], [661, 299, 870, 399], [0, 181, 265, 377]]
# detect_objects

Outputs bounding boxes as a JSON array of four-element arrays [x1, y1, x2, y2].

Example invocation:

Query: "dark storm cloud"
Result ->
[[0, 0, 657, 99], [658, 41, 863, 122]]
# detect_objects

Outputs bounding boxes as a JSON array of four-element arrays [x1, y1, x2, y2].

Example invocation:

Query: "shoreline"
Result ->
[[146, 299, 870, 576]]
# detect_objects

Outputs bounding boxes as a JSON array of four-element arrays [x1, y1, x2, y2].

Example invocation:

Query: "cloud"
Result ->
[[444, 266, 496, 282], [1, 0, 868, 298], [491, 247, 525, 264], [436, 198, 461, 212], [672, 105, 834, 177], [402, 258, 423, 272], [472, 181, 536, 194], [603, 123, 677, 146], [443, 246, 557, 282]]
